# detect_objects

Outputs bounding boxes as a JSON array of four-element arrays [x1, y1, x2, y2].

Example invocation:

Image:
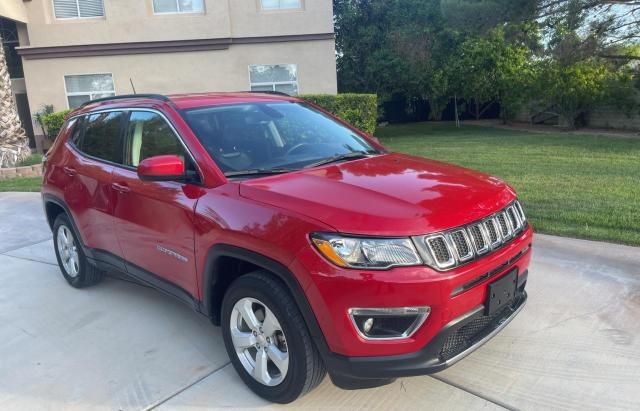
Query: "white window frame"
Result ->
[[64, 73, 116, 109], [152, 0, 206, 15], [259, 0, 303, 11], [52, 0, 105, 20], [248, 64, 299, 96]]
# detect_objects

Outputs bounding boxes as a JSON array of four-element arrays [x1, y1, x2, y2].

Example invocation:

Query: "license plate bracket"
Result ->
[[486, 268, 518, 315]]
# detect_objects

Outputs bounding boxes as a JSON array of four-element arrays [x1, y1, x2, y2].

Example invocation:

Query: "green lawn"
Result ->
[[0, 176, 42, 192], [377, 122, 640, 246]]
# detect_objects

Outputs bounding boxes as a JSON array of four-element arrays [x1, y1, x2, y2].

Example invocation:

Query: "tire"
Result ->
[[221, 271, 326, 403], [53, 213, 104, 288]]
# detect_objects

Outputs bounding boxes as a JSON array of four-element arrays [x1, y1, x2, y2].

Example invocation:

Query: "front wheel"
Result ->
[[221, 271, 326, 403]]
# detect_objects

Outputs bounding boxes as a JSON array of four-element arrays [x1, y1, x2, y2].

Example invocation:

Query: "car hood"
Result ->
[[239, 153, 516, 236]]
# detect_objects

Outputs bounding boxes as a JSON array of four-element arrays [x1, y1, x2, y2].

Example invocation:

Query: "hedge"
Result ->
[[38, 94, 379, 139], [301, 94, 378, 135], [41, 109, 71, 140]]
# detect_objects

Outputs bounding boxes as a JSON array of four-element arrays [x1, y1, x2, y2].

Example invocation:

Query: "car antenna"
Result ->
[[130, 78, 137, 94]]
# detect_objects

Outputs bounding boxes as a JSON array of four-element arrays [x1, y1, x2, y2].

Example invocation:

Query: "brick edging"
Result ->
[[0, 163, 43, 180]]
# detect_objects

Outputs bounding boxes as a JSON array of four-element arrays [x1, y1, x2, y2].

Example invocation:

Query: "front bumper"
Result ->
[[324, 283, 527, 387]]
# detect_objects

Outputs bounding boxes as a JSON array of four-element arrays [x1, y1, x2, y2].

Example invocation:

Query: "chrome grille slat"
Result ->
[[449, 230, 474, 261], [467, 224, 489, 254], [422, 201, 527, 270], [484, 218, 501, 248], [425, 235, 456, 269], [507, 206, 522, 232], [496, 212, 513, 239]]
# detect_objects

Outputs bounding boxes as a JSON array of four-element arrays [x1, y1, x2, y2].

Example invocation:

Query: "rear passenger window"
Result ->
[[125, 111, 187, 167], [82, 111, 124, 163]]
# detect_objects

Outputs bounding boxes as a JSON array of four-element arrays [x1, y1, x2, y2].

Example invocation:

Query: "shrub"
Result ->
[[301, 94, 378, 135], [41, 110, 71, 140], [17, 154, 43, 167]]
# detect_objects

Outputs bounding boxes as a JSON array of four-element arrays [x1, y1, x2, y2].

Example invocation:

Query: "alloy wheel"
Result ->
[[229, 297, 289, 386], [57, 225, 79, 278]]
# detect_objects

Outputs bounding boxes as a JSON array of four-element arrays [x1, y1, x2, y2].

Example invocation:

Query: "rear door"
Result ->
[[62, 111, 126, 264], [111, 109, 201, 298]]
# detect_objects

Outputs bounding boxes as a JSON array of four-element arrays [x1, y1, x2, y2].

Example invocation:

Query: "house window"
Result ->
[[53, 0, 105, 19], [249, 64, 298, 96], [260, 0, 302, 10], [64, 74, 115, 108], [152, 0, 205, 14]]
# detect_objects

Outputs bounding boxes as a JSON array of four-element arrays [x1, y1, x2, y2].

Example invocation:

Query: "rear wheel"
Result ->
[[221, 271, 326, 403], [53, 214, 104, 288]]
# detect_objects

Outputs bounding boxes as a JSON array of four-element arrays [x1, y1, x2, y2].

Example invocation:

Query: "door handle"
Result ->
[[62, 166, 77, 176], [111, 182, 131, 194]]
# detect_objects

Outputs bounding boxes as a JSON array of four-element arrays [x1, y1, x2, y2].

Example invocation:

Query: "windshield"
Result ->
[[182, 102, 380, 176]]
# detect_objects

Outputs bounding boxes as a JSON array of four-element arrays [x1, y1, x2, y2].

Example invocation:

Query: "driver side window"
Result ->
[[124, 111, 187, 167]]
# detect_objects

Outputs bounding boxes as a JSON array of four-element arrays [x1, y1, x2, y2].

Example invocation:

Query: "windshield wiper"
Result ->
[[225, 168, 298, 178], [304, 151, 376, 169]]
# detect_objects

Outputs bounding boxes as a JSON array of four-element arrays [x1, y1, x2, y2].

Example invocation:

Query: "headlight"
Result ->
[[310, 233, 422, 269]]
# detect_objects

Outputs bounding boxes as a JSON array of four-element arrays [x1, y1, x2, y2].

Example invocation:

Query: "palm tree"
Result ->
[[0, 35, 29, 168]]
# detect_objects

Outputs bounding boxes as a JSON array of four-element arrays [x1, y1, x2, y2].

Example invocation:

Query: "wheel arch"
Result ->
[[42, 194, 88, 251], [202, 244, 331, 356]]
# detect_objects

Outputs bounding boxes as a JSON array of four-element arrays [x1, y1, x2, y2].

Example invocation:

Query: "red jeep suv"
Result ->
[[42, 92, 532, 403]]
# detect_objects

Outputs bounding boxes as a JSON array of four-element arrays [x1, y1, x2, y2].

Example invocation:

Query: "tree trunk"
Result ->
[[0, 35, 29, 168], [475, 98, 480, 120]]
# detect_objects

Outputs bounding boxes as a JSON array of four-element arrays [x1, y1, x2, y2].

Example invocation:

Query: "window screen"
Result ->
[[65, 74, 115, 108], [261, 0, 301, 10], [249, 64, 298, 96], [53, 0, 104, 19], [153, 0, 204, 14]]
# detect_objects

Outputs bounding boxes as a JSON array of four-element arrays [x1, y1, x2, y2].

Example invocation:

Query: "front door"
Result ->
[[111, 110, 200, 297]]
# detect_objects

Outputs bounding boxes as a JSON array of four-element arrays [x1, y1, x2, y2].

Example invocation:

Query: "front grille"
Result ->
[[422, 201, 527, 271], [439, 301, 516, 361]]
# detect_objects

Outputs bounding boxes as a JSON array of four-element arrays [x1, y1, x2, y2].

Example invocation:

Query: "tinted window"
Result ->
[[183, 102, 377, 174], [82, 111, 124, 163], [125, 111, 187, 167]]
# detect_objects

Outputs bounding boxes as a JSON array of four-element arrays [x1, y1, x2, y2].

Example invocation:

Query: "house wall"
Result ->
[[0, 0, 28, 23], [22, 39, 337, 112], [21, 0, 333, 47]]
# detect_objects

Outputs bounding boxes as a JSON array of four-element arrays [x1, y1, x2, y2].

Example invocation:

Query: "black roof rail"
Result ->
[[79, 94, 173, 108], [244, 90, 293, 97]]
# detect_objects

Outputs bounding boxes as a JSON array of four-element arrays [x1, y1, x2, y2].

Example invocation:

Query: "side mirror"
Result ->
[[137, 155, 185, 182]]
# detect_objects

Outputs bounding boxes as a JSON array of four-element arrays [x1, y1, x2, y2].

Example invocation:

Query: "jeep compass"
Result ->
[[42, 92, 532, 403]]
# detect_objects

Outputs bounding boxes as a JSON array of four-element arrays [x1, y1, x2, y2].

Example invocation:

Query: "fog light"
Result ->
[[349, 307, 430, 340], [363, 318, 374, 333]]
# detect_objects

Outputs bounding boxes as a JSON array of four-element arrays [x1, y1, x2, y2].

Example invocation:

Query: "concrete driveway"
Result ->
[[1, 192, 639, 411]]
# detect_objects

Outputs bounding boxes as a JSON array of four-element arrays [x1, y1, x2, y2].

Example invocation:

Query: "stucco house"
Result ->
[[0, 0, 337, 151]]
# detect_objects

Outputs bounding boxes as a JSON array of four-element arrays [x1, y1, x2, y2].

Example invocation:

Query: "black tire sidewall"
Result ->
[[221, 273, 313, 403], [53, 214, 87, 288]]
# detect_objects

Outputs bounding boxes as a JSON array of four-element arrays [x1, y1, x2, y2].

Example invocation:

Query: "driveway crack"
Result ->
[[143, 362, 231, 410]]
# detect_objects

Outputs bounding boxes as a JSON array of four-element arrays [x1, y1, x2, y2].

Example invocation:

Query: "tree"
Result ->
[[0, 35, 29, 168], [537, 58, 636, 127]]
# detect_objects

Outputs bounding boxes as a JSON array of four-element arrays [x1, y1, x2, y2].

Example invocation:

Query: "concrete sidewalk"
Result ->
[[1, 192, 639, 410]]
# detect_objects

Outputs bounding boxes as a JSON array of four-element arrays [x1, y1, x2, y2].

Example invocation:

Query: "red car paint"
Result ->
[[42, 93, 531, 366]]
